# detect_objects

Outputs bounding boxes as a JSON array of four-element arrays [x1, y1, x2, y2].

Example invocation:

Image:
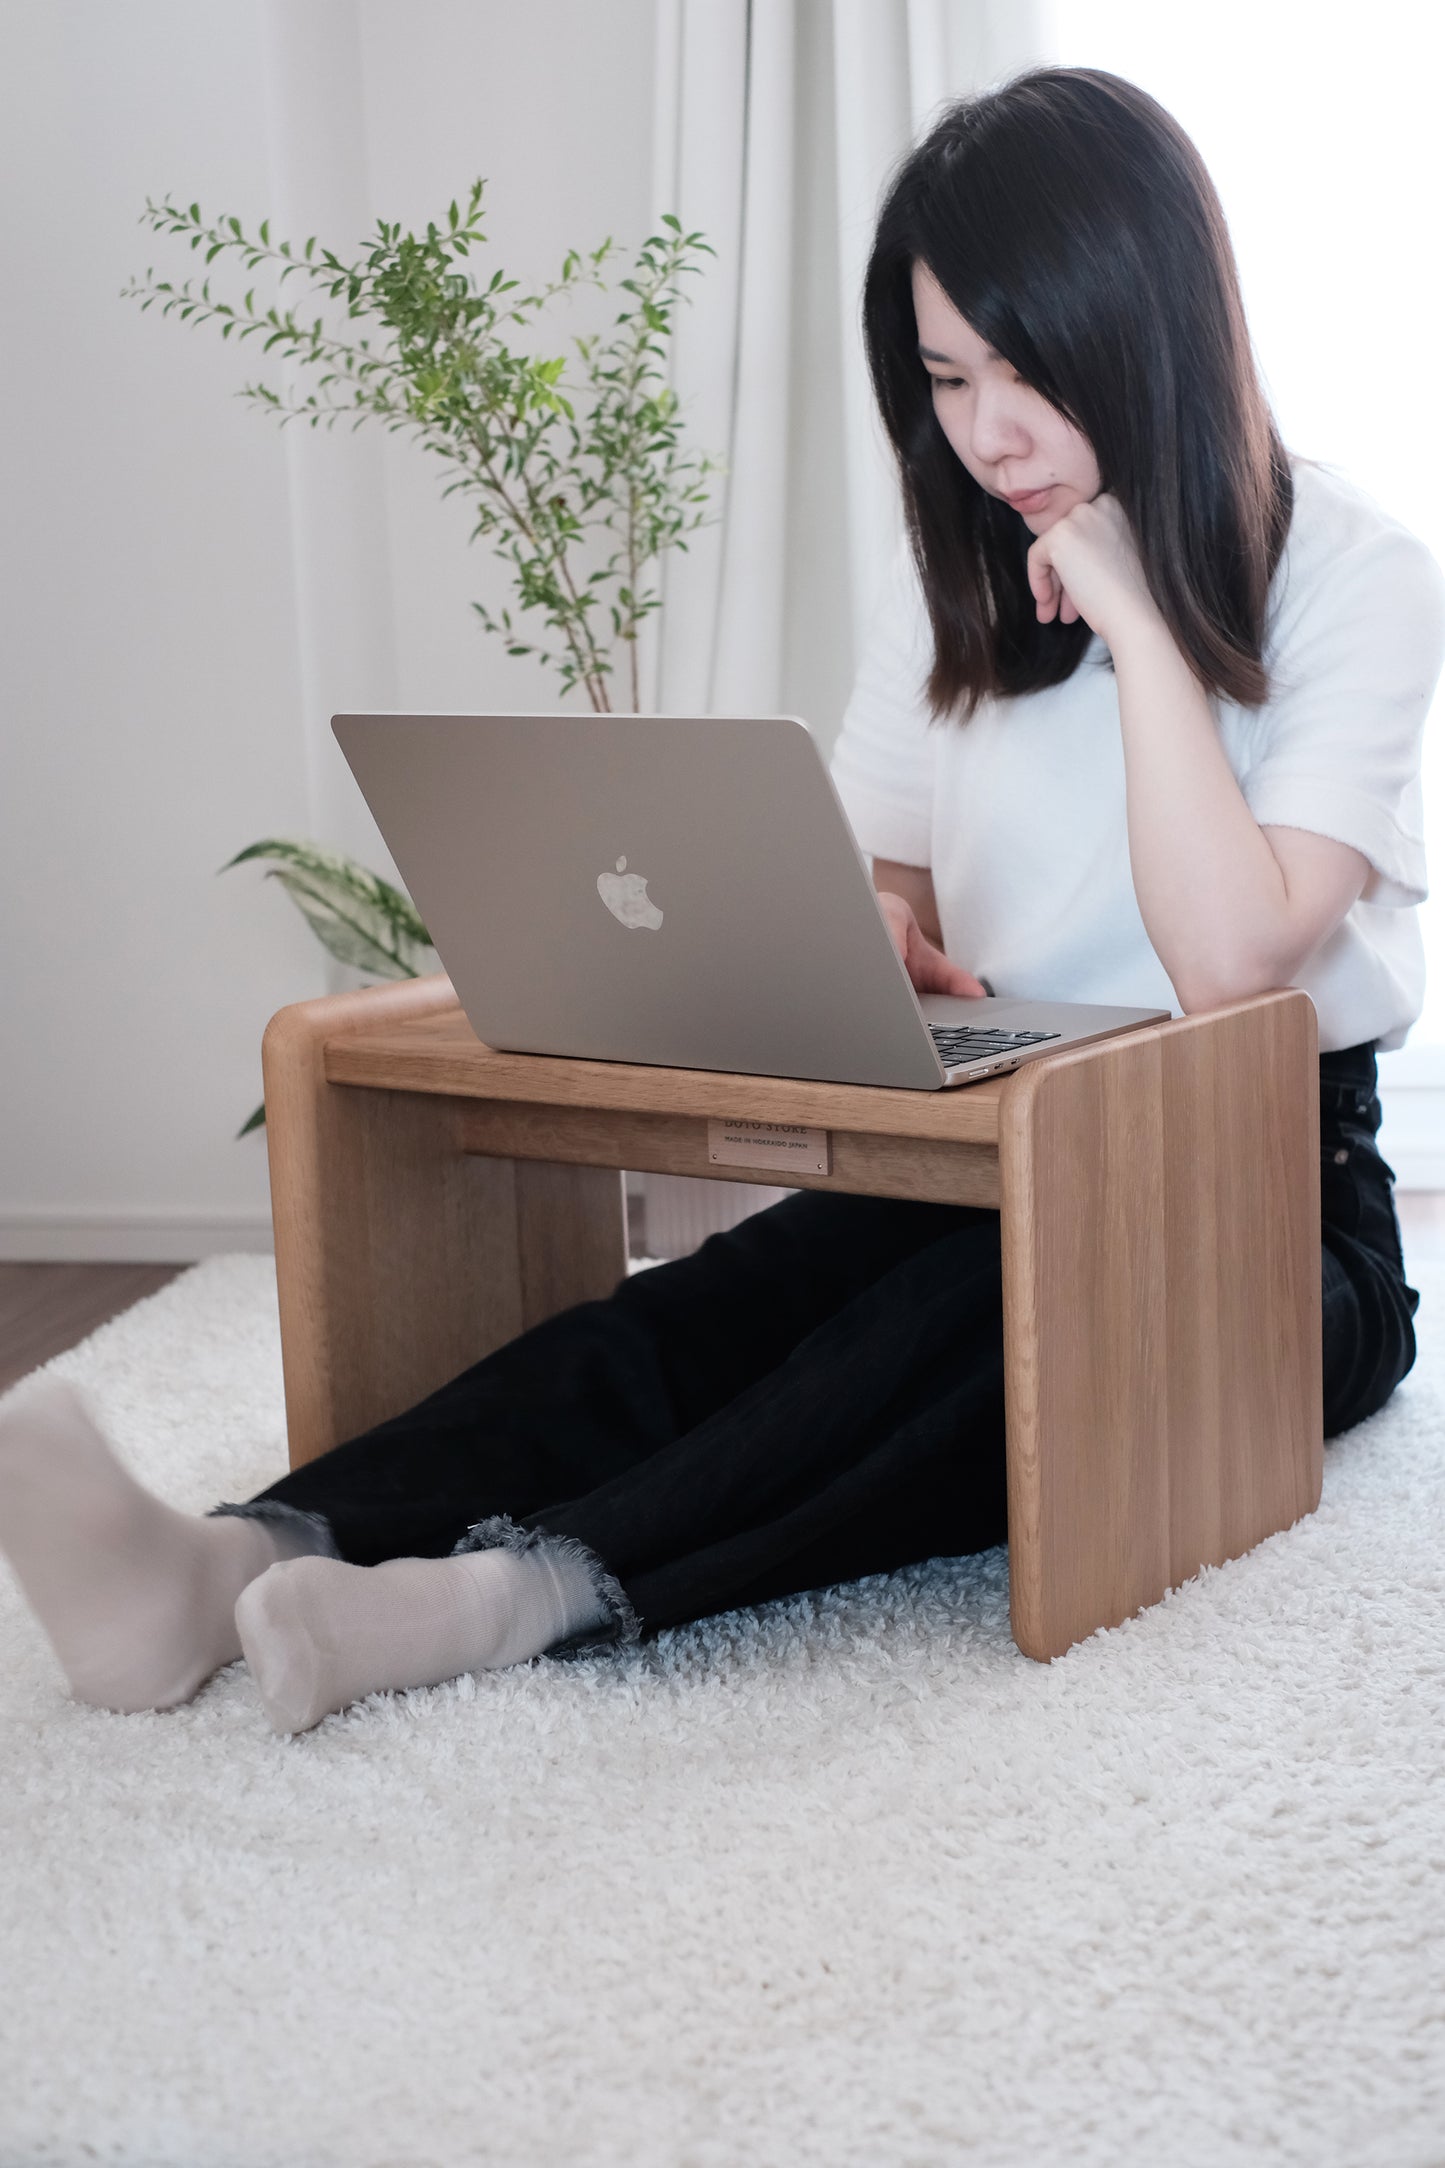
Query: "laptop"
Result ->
[[332, 711, 1171, 1090]]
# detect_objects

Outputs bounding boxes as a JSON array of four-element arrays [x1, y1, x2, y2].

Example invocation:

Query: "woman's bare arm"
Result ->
[[872, 858, 945, 945]]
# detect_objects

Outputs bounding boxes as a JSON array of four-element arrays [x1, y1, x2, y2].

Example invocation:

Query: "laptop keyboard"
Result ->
[[928, 1022, 1063, 1065]]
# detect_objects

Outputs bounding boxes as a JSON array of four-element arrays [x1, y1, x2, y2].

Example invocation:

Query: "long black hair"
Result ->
[[861, 66, 1294, 723]]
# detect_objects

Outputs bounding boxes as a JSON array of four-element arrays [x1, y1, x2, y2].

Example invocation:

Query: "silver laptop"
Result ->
[[332, 711, 1170, 1090]]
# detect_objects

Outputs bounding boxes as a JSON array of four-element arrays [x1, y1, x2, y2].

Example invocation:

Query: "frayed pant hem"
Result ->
[[205, 1499, 342, 1559], [448, 1513, 641, 1658]]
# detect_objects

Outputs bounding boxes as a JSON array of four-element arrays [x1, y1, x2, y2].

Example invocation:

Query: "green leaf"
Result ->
[[126, 180, 725, 729], [236, 1101, 266, 1138], [221, 838, 436, 977]]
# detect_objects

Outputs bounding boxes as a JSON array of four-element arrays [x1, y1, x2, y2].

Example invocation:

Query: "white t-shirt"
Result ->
[[829, 457, 1445, 1053]]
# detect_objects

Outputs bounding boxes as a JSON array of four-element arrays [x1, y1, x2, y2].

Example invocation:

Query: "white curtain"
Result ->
[[258, 0, 403, 872], [645, 0, 1051, 724], [640, 0, 1051, 1254]]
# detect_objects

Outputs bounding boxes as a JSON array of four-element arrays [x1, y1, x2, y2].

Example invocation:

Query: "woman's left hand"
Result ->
[[1026, 491, 1159, 650]]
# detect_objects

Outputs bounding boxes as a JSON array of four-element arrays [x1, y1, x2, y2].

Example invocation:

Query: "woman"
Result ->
[[3, 67, 1440, 1735]]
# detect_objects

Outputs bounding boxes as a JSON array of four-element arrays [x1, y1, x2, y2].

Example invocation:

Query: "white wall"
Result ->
[[1045, 0, 1445, 1174], [2, 3, 314, 1258], [0, 0, 661, 1257]]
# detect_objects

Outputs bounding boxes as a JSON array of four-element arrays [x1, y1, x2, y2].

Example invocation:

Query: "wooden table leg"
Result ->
[[263, 978, 628, 1469], [997, 988, 1322, 1660]]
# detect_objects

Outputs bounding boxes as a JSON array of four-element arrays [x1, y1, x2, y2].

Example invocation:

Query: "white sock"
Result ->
[[234, 1542, 610, 1735], [0, 1373, 327, 1713]]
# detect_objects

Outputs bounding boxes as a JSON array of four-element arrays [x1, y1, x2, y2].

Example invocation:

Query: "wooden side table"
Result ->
[[261, 975, 1322, 1661]]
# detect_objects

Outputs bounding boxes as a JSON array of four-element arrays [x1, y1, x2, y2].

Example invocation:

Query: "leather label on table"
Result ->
[[706, 1119, 832, 1176]]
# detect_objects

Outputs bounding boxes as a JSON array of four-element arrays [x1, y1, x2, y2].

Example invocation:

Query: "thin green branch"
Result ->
[[124, 185, 723, 715]]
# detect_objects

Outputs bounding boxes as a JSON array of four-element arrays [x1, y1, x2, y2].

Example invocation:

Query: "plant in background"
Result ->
[[219, 841, 437, 1133], [123, 182, 721, 1130]]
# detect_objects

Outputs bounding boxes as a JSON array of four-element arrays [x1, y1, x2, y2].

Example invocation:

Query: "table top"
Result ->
[[324, 1002, 1010, 1145]]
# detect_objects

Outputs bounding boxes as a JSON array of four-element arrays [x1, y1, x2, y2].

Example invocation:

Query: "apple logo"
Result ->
[[596, 856, 663, 930]]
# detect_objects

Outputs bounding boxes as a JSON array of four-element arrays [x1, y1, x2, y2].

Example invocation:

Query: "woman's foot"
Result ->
[[0, 1374, 309, 1712], [235, 1545, 608, 1735]]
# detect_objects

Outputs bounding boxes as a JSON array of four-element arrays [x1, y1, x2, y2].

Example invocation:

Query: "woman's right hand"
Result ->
[[876, 891, 989, 999]]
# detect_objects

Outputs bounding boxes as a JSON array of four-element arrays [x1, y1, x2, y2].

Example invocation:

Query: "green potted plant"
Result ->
[[125, 184, 786, 1253], [124, 181, 722, 1148]]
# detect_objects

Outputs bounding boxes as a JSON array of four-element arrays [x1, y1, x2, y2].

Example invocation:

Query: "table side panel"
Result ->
[[264, 988, 532, 1469], [998, 1033, 1172, 1661], [999, 989, 1321, 1660], [1158, 997, 1323, 1581]]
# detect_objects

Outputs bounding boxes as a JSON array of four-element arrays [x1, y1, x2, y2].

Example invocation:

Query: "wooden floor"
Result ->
[[2, 1194, 1444, 1396], [0, 1264, 184, 1397]]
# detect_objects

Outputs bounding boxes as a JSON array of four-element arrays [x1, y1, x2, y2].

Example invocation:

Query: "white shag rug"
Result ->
[[2, 1256, 1444, 2168]]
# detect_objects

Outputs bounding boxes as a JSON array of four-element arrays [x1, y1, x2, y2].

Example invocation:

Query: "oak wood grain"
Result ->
[[324, 981, 1008, 1145], [999, 987, 1321, 1659], [263, 976, 627, 1469], [266, 973, 1325, 1660], [455, 1098, 1001, 1208]]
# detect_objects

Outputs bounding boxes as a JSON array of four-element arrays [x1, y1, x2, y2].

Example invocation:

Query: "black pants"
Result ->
[[224, 1040, 1420, 1651]]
